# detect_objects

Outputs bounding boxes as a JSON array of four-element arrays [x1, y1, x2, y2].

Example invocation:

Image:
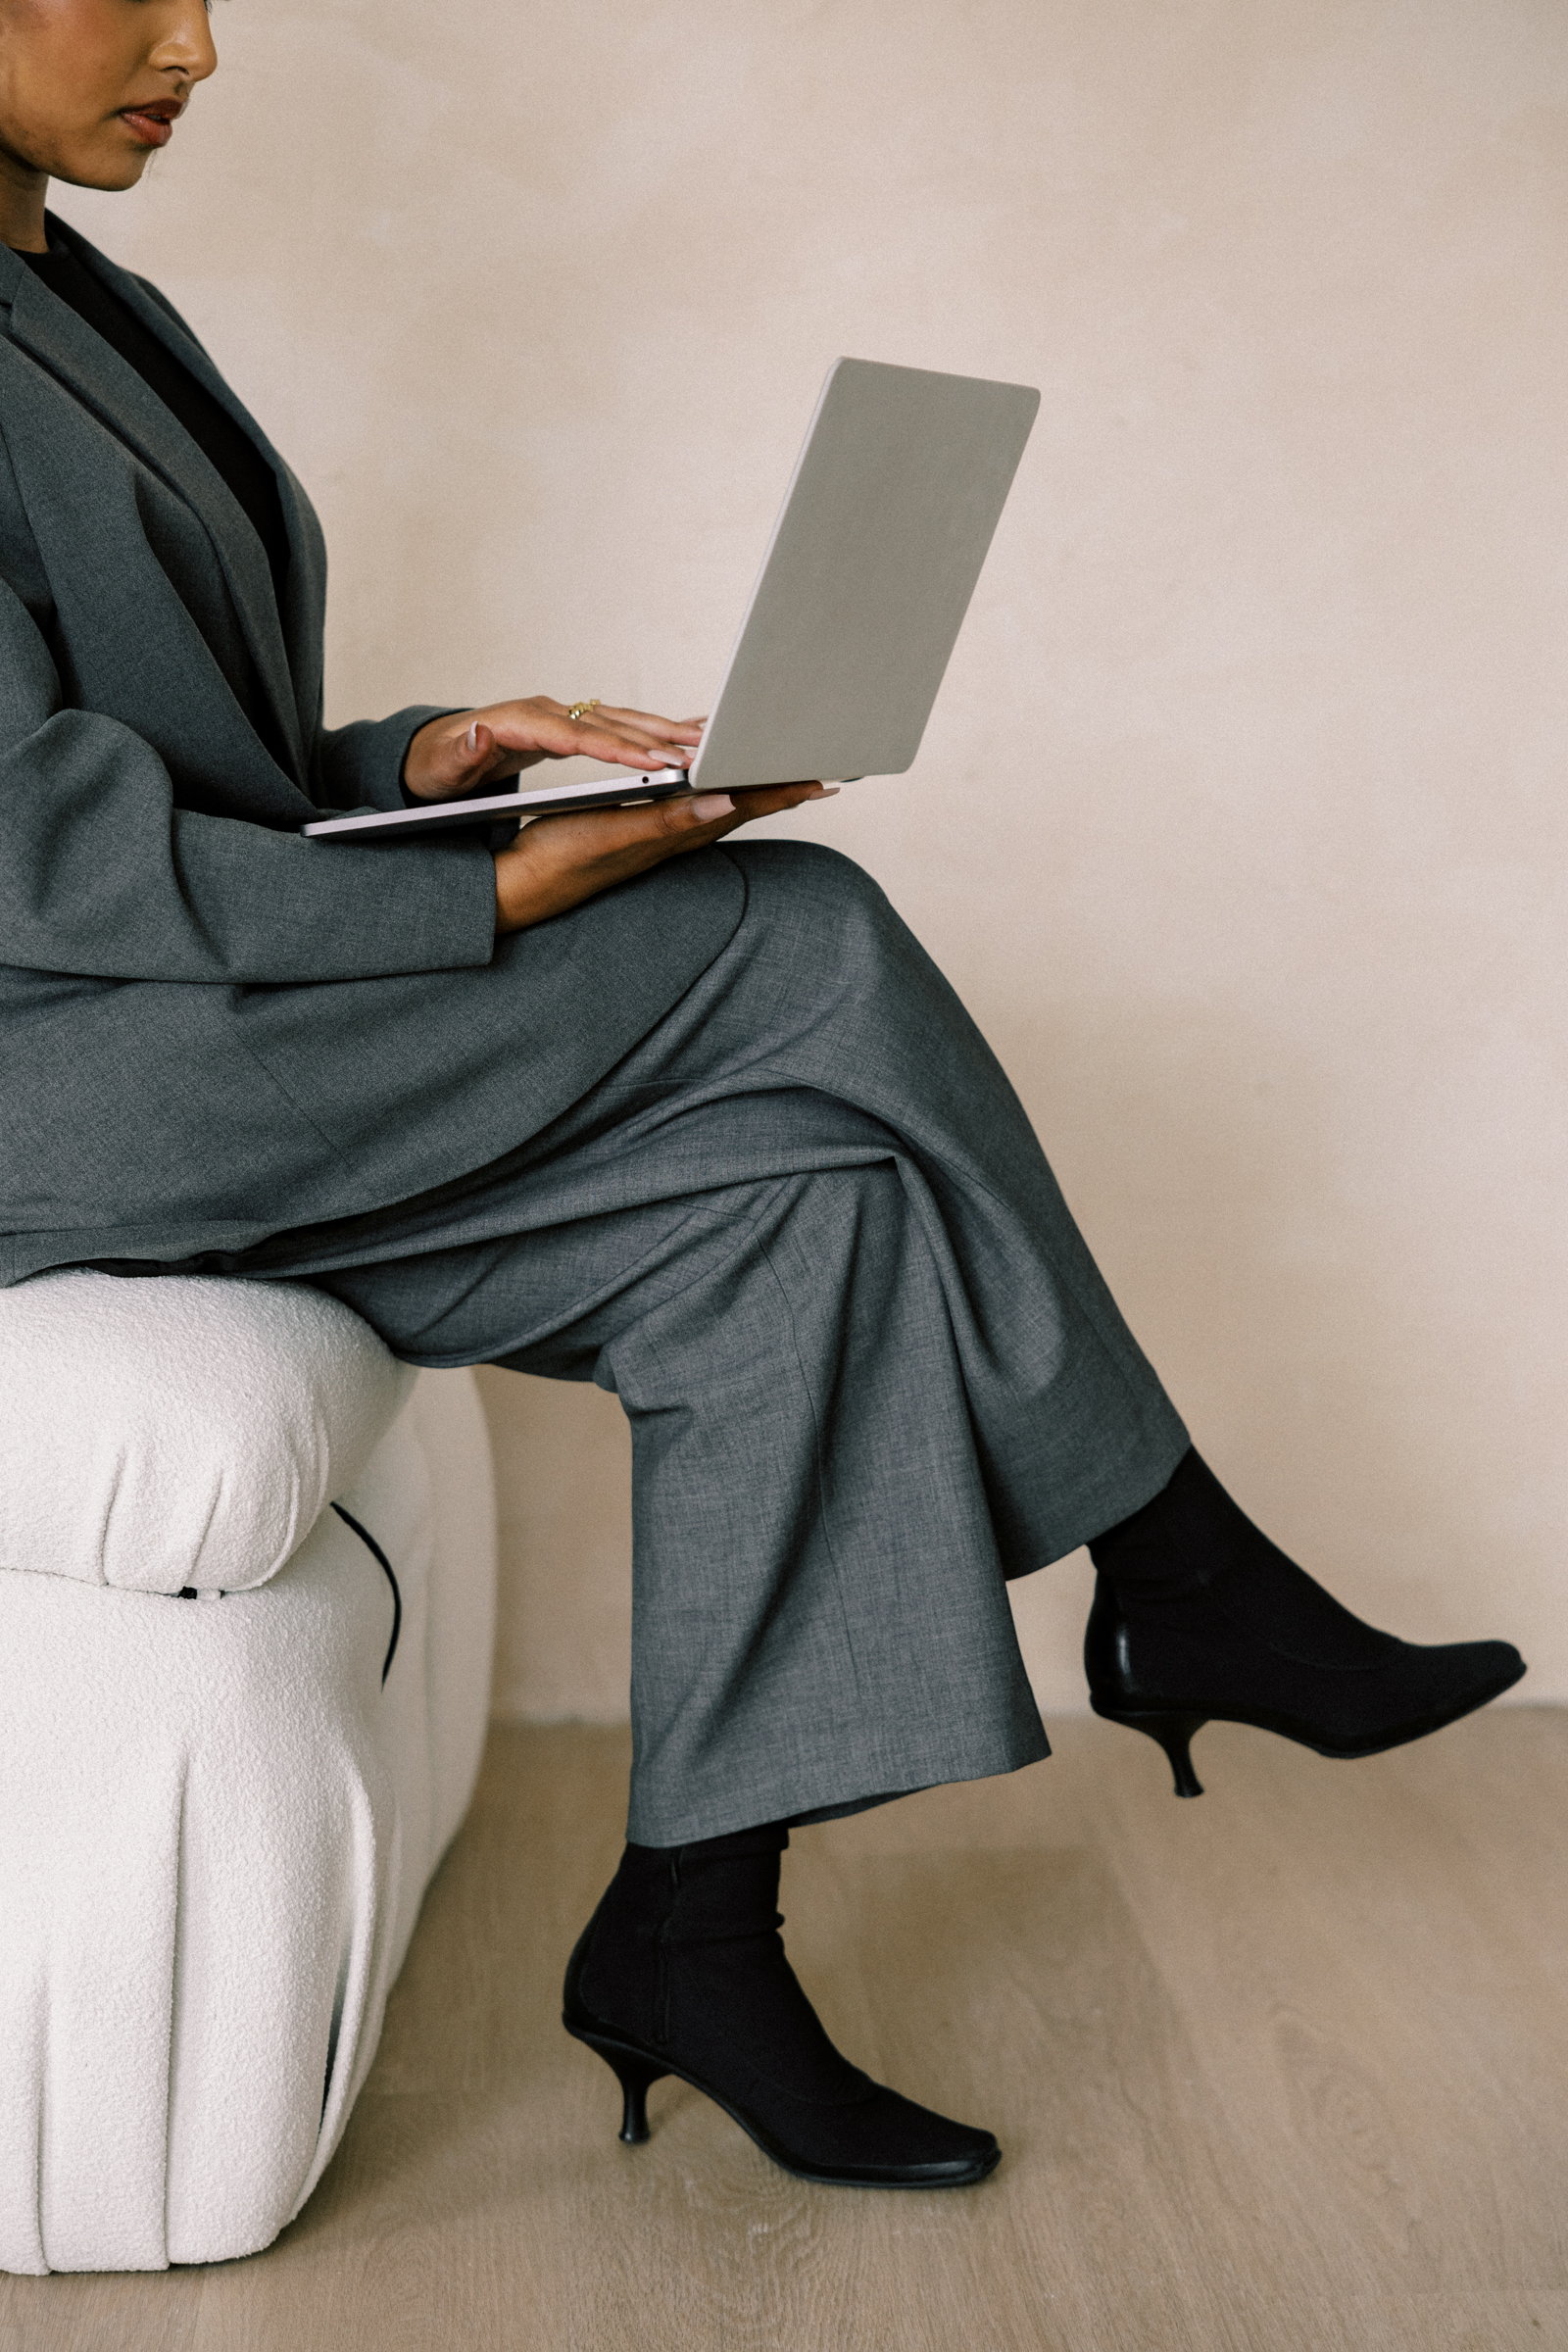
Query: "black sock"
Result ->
[[1089, 1446, 1396, 1668], [577, 1823, 867, 2102]]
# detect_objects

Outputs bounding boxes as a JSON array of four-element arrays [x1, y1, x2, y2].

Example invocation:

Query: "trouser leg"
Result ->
[[203, 841, 1189, 1836], [268, 843, 1186, 1562], [312, 1151, 1051, 1840], [584, 1157, 1053, 1842], [578, 839, 1189, 1567]]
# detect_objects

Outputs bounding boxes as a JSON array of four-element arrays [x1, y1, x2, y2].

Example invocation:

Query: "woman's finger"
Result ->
[[527, 700, 704, 762], [484, 705, 675, 770], [594, 705, 707, 744], [470, 698, 705, 764], [576, 705, 703, 752]]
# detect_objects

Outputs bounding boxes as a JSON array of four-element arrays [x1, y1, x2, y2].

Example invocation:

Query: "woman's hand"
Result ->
[[403, 693, 833, 934], [404, 697, 704, 801], [493, 783, 833, 934]]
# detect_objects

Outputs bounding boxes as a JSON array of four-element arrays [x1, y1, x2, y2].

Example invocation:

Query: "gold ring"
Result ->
[[566, 699, 601, 723]]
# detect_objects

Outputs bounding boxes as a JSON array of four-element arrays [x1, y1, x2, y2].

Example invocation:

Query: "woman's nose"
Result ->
[[150, 2, 220, 86]]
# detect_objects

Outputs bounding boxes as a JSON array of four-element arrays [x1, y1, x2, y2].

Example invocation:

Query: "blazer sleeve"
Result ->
[[0, 551, 500, 991], [312, 706, 463, 814]]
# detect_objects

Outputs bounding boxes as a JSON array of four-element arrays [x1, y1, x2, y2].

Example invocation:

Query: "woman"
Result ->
[[0, 0, 1523, 2191]]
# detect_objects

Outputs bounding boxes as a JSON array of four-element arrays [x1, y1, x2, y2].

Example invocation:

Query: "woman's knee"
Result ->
[[722, 838, 901, 951], [716, 840, 947, 1027]]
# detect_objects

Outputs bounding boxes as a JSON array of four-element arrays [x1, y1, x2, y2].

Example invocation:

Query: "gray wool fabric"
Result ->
[[1, 216, 1188, 1841], [0, 218, 740, 1282], [180, 844, 1190, 1840]]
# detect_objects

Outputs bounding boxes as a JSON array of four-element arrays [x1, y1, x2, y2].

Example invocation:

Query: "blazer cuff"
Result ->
[[317, 706, 459, 815], [338, 829, 501, 973]]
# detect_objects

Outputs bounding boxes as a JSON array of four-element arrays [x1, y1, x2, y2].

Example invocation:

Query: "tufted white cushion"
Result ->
[[0, 1270, 414, 1593], [0, 1273, 498, 2275], [0, 1366, 498, 2275]]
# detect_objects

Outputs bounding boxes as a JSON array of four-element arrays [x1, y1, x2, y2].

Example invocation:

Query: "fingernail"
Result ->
[[690, 794, 733, 820], [466, 720, 480, 754], [814, 785, 840, 797]]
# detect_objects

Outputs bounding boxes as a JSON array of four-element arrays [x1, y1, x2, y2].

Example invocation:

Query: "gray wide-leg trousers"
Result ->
[[218, 844, 1189, 1841]]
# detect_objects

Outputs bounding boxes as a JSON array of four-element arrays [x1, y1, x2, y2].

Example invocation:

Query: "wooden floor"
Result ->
[[6, 1711, 1568, 2351]]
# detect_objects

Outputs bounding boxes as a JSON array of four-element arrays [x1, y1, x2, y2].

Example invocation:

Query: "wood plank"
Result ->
[[3, 1713, 1565, 2351]]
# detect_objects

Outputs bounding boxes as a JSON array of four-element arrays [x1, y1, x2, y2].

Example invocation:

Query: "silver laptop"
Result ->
[[305, 357, 1039, 844]]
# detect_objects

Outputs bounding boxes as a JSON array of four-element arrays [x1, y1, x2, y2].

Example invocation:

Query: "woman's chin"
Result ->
[[54, 146, 157, 195]]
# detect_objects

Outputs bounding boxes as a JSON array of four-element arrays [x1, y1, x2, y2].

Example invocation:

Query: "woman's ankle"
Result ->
[[1088, 1446, 1397, 1666], [1089, 1446, 1247, 1599], [578, 1822, 791, 2037]]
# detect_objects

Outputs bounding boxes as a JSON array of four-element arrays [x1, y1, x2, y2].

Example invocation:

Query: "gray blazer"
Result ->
[[0, 218, 743, 1284]]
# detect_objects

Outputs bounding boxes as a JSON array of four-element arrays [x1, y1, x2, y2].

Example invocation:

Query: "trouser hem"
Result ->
[[1005, 1408, 1192, 1580], [623, 1723, 1054, 1847]]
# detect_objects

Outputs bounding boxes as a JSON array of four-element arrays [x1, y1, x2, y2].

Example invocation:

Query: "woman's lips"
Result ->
[[120, 104, 179, 147]]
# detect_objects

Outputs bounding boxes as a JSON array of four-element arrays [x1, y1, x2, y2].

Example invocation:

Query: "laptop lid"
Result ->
[[303, 355, 1039, 844], [686, 356, 1039, 795]]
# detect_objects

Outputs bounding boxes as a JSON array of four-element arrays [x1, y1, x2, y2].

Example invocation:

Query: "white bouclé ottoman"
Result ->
[[0, 1273, 498, 2275]]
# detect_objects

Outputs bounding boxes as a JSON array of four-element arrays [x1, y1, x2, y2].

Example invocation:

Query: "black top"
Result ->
[[20, 245, 289, 602]]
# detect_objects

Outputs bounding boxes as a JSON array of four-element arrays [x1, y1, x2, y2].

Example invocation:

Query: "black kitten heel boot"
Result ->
[[563, 1826, 1000, 2189], [1086, 1449, 1527, 1797]]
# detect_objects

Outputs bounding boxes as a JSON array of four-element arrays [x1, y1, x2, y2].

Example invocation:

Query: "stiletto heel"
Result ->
[[609, 2049, 666, 2144], [568, 2024, 668, 2144], [1102, 1708, 1207, 1797], [1084, 1574, 1208, 1795]]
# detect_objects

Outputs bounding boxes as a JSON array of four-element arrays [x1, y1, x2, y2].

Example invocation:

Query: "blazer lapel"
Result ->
[[55, 220, 328, 750], [1, 226, 309, 779]]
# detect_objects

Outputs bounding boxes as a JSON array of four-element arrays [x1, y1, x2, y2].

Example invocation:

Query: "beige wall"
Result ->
[[58, 0, 1568, 1717]]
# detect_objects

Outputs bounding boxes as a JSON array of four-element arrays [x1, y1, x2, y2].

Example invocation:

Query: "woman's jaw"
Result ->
[[0, 0, 216, 246]]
